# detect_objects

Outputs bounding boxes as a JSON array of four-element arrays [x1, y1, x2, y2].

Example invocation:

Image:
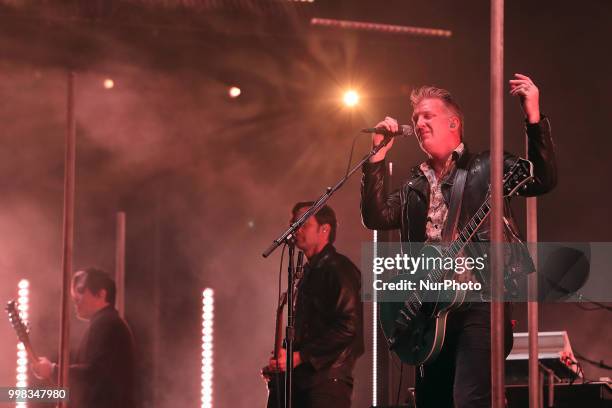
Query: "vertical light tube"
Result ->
[[372, 230, 378, 407], [16, 279, 30, 408], [201, 288, 214, 408], [372, 161, 391, 407]]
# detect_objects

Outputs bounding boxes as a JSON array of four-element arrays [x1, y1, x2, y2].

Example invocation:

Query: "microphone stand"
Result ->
[[262, 134, 396, 408], [284, 250, 303, 408], [285, 243, 295, 408]]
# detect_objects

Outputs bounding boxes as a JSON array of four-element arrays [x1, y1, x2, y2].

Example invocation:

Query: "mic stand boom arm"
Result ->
[[262, 135, 394, 258]]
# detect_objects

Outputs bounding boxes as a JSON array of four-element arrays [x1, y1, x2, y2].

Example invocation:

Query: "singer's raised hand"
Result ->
[[370, 116, 397, 163], [509, 73, 540, 124]]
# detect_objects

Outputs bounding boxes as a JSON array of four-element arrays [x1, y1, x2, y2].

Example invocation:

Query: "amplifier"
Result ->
[[506, 331, 580, 384], [506, 382, 612, 407]]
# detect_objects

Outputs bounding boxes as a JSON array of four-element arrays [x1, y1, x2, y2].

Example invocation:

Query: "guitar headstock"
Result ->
[[5, 300, 30, 345], [503, 158, 534, 197]]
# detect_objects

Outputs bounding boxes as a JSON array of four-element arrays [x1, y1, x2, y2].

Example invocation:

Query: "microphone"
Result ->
[[361, 124, 414, 137]]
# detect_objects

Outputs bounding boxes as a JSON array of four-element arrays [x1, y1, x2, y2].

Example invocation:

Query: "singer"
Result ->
[[266, 202, 364, 408], [360, 74, 557, 407]]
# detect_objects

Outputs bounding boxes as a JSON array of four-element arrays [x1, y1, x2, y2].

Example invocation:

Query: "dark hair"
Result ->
[[291, 201, 338, 244], [73, 268, 116, 306]]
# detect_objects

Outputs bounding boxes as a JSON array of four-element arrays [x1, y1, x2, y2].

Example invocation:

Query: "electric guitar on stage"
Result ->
[[6, 300, 39, 363], [6, 300, 59, 387], [379, 158, 534, 366], [261, 291, 288, 408], [262, 252, 304, 408]]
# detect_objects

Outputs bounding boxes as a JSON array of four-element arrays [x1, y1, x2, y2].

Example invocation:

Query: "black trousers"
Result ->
[[415, 303, 513, 408], [293, 378, 353, 408], [267, 377, 352, 408]]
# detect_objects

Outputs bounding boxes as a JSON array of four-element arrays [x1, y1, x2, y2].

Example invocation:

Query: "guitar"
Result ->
[[261, 252, 304, 408], [6, 300, 39, 362], [379, 158, 534, 366], [261, 291, 288, 408]]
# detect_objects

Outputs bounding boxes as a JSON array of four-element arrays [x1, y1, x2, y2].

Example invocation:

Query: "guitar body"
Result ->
[[379, 245, 467, 366], [380, 299, 452, 365], [264, 370, 285, 408]]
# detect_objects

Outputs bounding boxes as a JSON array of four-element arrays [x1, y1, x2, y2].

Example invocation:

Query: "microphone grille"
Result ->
[[400, 125, 414, 137]]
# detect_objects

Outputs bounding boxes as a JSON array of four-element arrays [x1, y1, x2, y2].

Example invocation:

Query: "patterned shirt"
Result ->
[[420, 143, 465, 243]]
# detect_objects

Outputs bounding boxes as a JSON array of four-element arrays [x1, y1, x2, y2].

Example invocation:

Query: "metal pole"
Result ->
[[152, 197, 162, 407], [115, 211, 126, 318], [490, 0, 505, 406], [527, 173, 540, 404], [57, 71, 76, 408]]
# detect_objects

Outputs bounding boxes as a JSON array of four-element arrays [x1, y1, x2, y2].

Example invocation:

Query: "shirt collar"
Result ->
[[451, 142, 465, 161], [420, 142, 465, 175], [305, 243, 335, 270], [90, 304, 115, 322]]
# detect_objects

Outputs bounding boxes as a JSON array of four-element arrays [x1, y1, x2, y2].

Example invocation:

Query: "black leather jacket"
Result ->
[[294, 244, 364, 388], [361, 117, 557, 289], [71, 306, 135, 408]]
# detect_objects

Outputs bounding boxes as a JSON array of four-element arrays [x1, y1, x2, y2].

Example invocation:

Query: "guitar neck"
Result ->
[[5, 301, 39, 363], [272, 292, 288, 359], [22, 337, 38, 362], [271, 252, 304, 359], [444, 158, 533, 259], [444, 197, 492, 259], [273, 313, 284, 359]]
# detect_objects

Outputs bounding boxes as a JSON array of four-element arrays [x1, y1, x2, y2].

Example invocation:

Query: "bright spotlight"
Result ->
[[343, 90, 359, 107], [103, 79, 114, 89], [228, 86, 241, 98]]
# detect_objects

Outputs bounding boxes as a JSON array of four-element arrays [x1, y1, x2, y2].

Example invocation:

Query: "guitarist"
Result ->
[[361, 74, 557, 407], [267, 202, 364, 408], [31, 268, 136, 408]]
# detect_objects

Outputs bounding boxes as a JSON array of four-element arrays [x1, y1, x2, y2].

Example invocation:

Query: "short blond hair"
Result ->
[[410, 86, 464, 136]]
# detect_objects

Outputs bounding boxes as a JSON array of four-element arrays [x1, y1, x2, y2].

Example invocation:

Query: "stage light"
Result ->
[[343, 90, 359, 107], [228, 86, 241, 98], [104, 79, 114, 89], [310, 18, 452, 37], [371, 161, 390, 407], [371, 231, 377, 407], [201, 288, 214, 408], [16, 279, 29, 407]]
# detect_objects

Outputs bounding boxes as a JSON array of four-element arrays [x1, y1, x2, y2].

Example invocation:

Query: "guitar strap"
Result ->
[[442, 167, 468, 242]]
